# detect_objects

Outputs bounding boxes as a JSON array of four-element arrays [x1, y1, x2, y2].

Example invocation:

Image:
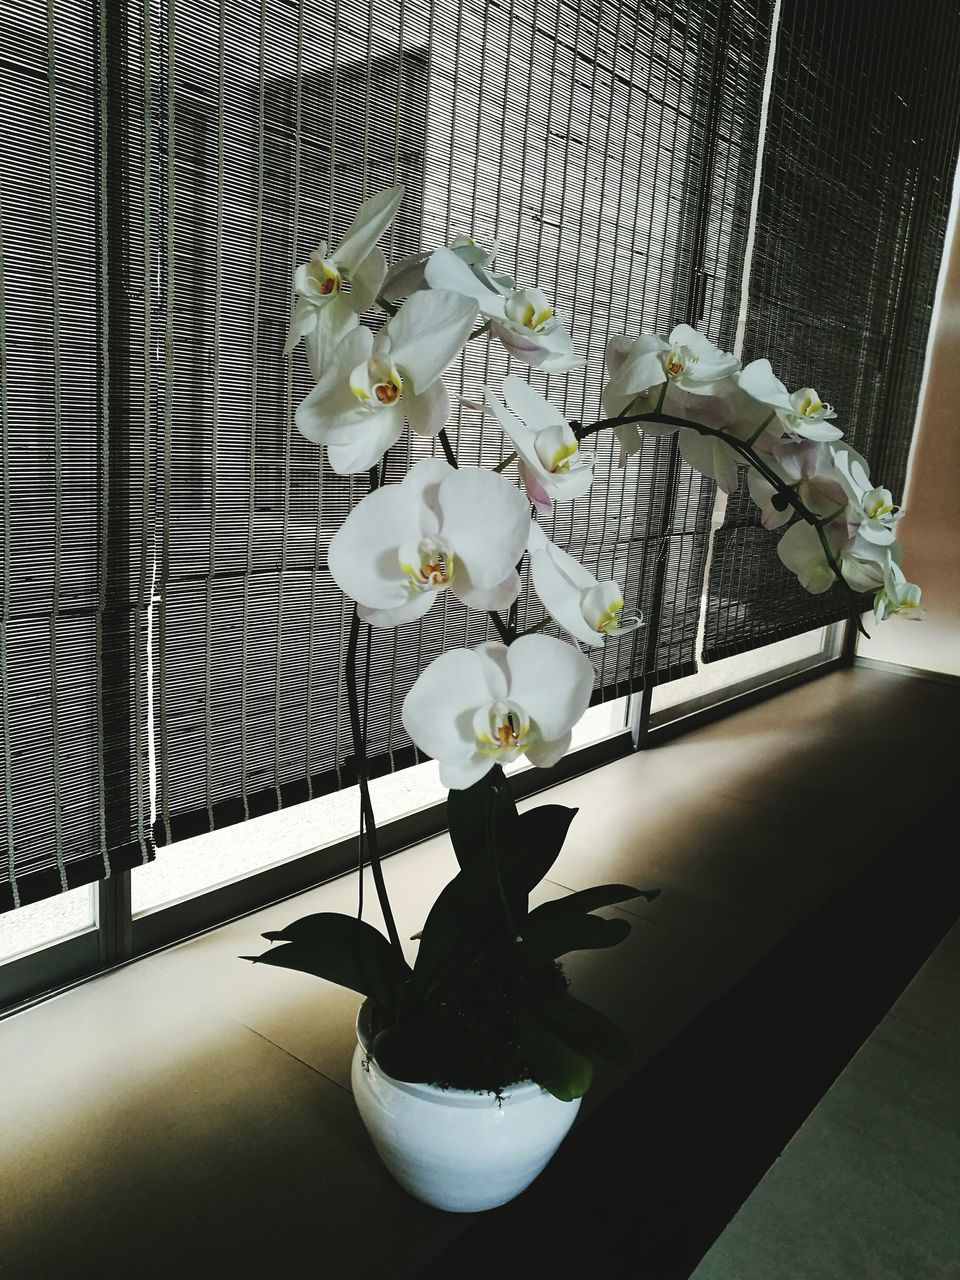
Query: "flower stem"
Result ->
[[344, 605, 404, 954], [438, 428, 458, 468], [469, 318, 492, 341], [375, 293, 398, 316], [494, 450, 518, 474]]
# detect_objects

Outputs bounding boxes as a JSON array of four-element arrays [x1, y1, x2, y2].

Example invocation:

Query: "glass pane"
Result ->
[[132, 695, 630, 915], [650, 629, 832, 718], [0, 883, 97, 965]]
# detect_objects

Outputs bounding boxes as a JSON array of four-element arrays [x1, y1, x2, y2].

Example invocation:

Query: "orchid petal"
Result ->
[[436, 467, 530, 589], [381, 251, 431, 301], [383, 289, 478, 393], [401, 647, 494, 773], [747, 466, 792, 530], [304, 296, 360, 380], [405, 378, 450, 438], [424, 246, 507, 318], [295, 327, 373, 443], [284, 296, 317, 354], [359, 592, 436, 628], [776, 520, 836, 593], [334, 185, 404, 275], [450, 566, 521, 612], [324, 403, 404, 474], [349, 245, 388, 314], [525, 729, 573, 771], [530, 547, 605, 647], [504, 634, 595, 742], [327, 483, 417, 609], [501, 375, 568, 431], [678, 428, 741, 495]]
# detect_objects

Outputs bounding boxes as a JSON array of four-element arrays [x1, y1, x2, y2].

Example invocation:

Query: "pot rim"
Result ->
[[355, 997, 555, 1107]]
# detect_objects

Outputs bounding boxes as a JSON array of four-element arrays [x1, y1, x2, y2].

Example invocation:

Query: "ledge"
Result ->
[[0, 665, 956, 1280]]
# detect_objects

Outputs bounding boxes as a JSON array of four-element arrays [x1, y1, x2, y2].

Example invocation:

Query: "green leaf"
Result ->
[[411, 870, 497, 996], [246, 912, 408, 1012], [523, 989, 633, 1067], [500, 805, 579, 906], [528, 883, 657, 920], [446, 765, 519, 882], [518, 911, 632, 963], [513, 1000, 594, 1101], [371, 1008, 466, 1084]]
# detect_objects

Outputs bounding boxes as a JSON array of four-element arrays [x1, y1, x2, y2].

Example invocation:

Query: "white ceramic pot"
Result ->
[[350, 1004, 582, 1213]]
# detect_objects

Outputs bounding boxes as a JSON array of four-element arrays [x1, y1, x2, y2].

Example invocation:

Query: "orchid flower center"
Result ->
[[400, 538, 455, 593], [307, 255, 342, 298], [505, 288, 554, 333], [662, 345, 695, 379], [534, 423, 584, 474], [473, 700, 530, 761], [789, 388, 835, 420], [580, 580, 642, 637], [350, 356, 403, 408], [864, 488, 897, 522]]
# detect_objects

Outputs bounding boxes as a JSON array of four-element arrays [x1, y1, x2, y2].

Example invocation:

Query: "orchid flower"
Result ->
[[747, 438, 850, 530], [401, 634, 596, 789], [425, 246, 583, 372], [874, 559, 922, 623], [381, 233, 503, 301], [602, 325, 740, 422], [295, 289, 477, 474], [285, 186, 404, 370], [737, 359, 843, 442], [776, 514, 894, 596], [831, 446, 902, 546], [327, 458, 530, 626], [527, 524, 642, 647], [483, 375, 595, 511]]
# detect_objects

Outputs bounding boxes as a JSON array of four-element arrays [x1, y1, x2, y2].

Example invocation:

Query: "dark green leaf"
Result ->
[[411, 870, 497, 995], [246, 912, 408, 1012], [518, 911, 632, 962], [523, 989, 633, 1067], [513, 1000, 594, 1101], [500, 806, 579, 906], [528, 883, 656, 920]]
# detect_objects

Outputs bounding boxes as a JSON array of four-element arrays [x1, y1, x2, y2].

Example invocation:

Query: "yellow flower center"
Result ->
[[473, 700, 530, 760], [400, 539, 455, 593]]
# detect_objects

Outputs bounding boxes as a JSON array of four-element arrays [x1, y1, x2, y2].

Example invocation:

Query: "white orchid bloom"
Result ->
[[327, 458, 530, 626], [737, 359, 843, 442], [831, 447, 902, 546], [483, 375, 595, 512], [425, 247, 583, 372], [295, 289, 478, 474], [776, 520, 848, 594], [874, 559, 922, 623], [777, 513, 892, 597], [747, 439, 850, 530], [401, 635, 595, 789], [285, 186, 404, 368], [602, 325, 740, 421], [382, 233, 501, 301], [527, 524, 642, 647]]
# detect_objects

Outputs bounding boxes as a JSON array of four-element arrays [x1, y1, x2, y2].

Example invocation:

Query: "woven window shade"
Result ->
[[702, 0, 960, 663], [0, 0, 771, 906], [149, 0, 773, 844], [0, 0, 152, 910]]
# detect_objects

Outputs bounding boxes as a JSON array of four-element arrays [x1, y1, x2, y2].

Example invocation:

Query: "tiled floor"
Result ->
[[0, 664, 957, 1279], [691, 920, 960, 1280]]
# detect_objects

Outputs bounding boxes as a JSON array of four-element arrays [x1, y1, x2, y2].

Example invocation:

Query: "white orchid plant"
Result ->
[[249, 186, 921, 1101]]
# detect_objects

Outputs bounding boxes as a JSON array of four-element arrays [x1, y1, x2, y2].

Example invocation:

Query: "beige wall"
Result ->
[[856, 185, 960, 675]]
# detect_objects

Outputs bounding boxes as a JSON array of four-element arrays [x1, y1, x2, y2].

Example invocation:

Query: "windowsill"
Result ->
[[1, 664, 956, 1277]]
